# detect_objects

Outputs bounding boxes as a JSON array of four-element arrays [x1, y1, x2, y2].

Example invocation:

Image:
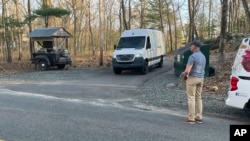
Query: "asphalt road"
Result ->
[[0, 60, 249, 141], [0, 60, 173, 105], [0, 88, 248, 141]]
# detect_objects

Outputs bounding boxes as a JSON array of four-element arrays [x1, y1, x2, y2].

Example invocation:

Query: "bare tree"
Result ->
[[187, 0, 199, 42], [42, 0, 52, 27], [28, 0, 34, 59], [228, 0, 241, 33], [13, 0, 23, 60], [178, 4, 187, 43], [208, 0, 212, 38], [218, 0, 228, 65], [128, 0, 131, 29], [87, 0, 95, 58], [158, 0, 164, 33], [140, 0, 146, 28], [242, 0, 250, 25], [166, 2, 173, 51], [105, 0, 115, 51], [172, 0, 185, 50], [99, 0, 104, 66], [188, 0, 195, 42], [2, 0, 12, 63], [1, 0, 7, 61], [121, 0, 128, 30]]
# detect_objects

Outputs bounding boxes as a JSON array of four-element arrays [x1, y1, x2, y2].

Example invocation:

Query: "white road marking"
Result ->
[[0, 80, 137, 88], [0, 87, 188, 118]]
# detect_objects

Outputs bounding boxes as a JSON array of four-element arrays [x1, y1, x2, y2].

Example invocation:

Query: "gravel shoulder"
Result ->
[[135, 69, 250, 120]]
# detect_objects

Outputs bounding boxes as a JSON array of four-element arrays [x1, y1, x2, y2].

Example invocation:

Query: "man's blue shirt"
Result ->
[[187, 51, 206, 78]]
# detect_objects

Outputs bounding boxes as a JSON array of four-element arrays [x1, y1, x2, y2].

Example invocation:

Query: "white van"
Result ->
[[112, 29, 166, 74], [226, 37, 250, 109]]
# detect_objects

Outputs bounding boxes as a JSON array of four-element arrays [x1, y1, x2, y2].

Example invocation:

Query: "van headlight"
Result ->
[[135, 53, 143, 58], [112, 54, 116, 59]]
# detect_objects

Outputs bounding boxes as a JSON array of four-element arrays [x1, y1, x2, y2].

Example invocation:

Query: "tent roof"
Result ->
[[28, 27, 72, 38]]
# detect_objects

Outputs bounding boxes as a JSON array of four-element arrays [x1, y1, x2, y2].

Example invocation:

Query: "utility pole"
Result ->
[[99, 0, 104, 66]]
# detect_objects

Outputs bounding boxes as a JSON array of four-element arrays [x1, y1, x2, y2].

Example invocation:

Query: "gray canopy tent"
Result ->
[[28, 27, 72, 50]]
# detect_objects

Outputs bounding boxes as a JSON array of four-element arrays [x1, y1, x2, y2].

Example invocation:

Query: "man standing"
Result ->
[[183, 40, 206, 124]]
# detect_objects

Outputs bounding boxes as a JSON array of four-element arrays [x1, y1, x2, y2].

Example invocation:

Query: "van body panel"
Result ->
[[226, 38, 250, 109], [226, 76, 250, 109], [112, 29, 166, 74]]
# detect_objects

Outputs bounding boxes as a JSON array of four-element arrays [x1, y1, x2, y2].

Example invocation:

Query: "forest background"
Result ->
[[0, 0, 249, 68]]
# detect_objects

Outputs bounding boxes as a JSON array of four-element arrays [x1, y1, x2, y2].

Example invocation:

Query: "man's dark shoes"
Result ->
[[185, 119, 195, 124], [195, 119, 203, 123]]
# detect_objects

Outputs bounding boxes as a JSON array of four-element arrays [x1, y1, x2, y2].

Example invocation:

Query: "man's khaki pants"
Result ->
[[186, 77, 204, 121]]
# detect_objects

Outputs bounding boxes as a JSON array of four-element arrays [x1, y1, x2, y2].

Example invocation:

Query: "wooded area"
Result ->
[[0, 0, 250, 66]]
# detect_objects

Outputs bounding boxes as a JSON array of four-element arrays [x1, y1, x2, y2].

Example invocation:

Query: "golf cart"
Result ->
[[28, 27, 72, 70]]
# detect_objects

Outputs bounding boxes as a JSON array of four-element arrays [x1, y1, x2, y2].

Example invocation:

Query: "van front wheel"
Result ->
[[113, 68, 122, 74], [157, 57, 163, 68], [141, 61, 149, 74]]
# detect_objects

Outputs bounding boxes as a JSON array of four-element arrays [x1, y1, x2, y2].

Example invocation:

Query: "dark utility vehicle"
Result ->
[[28, 27, 72, 70]]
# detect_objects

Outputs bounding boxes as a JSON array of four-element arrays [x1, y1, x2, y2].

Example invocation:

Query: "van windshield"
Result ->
[[116, 36, 145, 49]]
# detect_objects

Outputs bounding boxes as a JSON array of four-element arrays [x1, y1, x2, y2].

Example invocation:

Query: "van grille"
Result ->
[[117, 54, 134, 62]]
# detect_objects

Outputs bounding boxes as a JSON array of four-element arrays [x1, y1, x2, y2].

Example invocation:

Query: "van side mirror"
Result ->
[[146, 43, 151, 49], [114, 44, 117, 49], [146, 36, 151, 49]]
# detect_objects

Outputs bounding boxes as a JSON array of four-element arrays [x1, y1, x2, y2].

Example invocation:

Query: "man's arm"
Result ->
[[182, 64, 192, 80], [184, 64, 193, 75]]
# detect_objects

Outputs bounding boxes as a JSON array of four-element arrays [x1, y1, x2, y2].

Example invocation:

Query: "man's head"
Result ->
[[189, 40, 201, 52]]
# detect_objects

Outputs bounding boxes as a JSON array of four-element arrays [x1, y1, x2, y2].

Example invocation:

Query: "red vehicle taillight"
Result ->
[[230, 77, 239, 91]]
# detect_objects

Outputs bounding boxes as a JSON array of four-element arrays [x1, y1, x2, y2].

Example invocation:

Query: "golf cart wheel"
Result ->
[[57, 64, 65, 70], [38, 59, 49, 71]]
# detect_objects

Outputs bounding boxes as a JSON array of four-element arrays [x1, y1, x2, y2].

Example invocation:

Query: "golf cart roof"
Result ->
[[28, 27, 72, 39]]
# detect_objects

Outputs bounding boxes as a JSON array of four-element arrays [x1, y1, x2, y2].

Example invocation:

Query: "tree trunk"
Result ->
[[228, 0, 232, 32], [88, 0, 95, 58], [121, 0, 128, 30], [128, 0, 131, 29], [208, 0, 212, 38], [172, 2, 178, 50], [178, 7, 187, 43], [2, 0, 12, 63], [7, 39, 12, 63], [107, 0, 115, 51], [28, 0, 34, 59], [158, 0, 164, 33], [2, 0, 6, 61], [15, 0, 22, 60], [166, 3, 173, 51], [43, 0, 52, 27], [119, 2, 122, 34], [188, 0, 194, 42], [140, 0, 146, 28], [99, 0, 104, 66], [219, 0, 228, 65], [242, 0, 250, 24], [235, 0, 240, 33], [73, 0, 77, 56]]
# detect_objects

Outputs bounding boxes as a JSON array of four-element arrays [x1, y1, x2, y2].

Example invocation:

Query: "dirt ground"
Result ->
[[203, 50, 236, 98], [0, 51, 114, 74]]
